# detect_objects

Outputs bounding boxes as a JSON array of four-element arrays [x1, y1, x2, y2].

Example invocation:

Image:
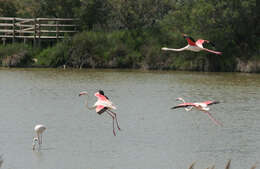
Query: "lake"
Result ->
[[0, 68, 259, 169]]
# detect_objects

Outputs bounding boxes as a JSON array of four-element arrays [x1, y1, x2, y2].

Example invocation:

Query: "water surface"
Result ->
[[0, 68, 259, 169]]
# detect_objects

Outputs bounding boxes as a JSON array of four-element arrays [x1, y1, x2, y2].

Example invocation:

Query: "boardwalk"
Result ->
[[0, 17, 78, 45]]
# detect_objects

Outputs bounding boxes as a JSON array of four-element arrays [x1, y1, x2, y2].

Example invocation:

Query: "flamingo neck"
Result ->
[[179, 98, 185, 103], [85, 94, 95, 110]]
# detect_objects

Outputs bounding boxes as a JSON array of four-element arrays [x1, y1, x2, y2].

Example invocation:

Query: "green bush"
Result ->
[[35, 39, 71, 67], [65, 30, 143, 68]]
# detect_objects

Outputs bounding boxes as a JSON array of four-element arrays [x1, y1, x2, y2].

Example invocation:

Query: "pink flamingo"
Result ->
[[161, 34, 222, 55], [79, 90, 121, 136], [171, 97, 223, 126]]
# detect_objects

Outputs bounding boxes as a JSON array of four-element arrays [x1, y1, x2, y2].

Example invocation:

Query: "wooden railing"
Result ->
[[0, 17, 79, 44]]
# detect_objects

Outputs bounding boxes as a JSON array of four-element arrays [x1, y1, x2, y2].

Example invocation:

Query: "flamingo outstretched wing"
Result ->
[[94, 100, 116, 109], [183, 34, 196, 46], [95, 92, 108, 101], [95, 105, 107, 113], [171, 103, 195, 109], [195, 39, 209, 48], [94, 93, 116, 110], [203, 100, 220, 106]]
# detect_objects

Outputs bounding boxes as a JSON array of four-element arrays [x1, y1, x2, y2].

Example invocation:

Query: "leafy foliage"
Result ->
[[0, 0, 17, 16]]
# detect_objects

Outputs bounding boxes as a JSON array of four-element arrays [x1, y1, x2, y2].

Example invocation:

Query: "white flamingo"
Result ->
[[172, 97, 222, 126], [79, 90, 121, 136], [32, 124, 46, 150], [162, 34, 222, 55]]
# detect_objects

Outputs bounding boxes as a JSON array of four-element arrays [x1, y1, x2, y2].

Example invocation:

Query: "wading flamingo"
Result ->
[[79, 90, 121, 136], [32, 124, 46, 150], [171, 97, 222, 126], [161, 34, 222, 55]]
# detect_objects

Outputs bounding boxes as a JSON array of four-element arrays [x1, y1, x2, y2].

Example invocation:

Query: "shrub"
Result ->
[[35, 39, 71, 67]]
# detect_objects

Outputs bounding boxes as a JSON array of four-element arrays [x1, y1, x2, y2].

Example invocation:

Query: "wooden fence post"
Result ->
[[38, 18, 41, 47], [34, 18, 37, 46], [12, 17, 15, 43], [56, 20, 59, 42], [2, 37, 6, 45]]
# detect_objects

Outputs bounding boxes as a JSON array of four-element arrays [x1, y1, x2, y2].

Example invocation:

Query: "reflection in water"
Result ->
[[0, 68, 259, 169], [33, 150, 43, 158], [32, 150, 44, 166]]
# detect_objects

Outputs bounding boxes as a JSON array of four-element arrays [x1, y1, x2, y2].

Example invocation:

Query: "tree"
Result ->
[[14, 0, 81, 18], [75, 0, 113, 30], [0, 0, 17, 16], [109, 0, 174, 30]]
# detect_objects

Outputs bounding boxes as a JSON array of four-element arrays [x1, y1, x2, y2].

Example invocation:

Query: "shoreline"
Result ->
[[1, 66, 259, 74]]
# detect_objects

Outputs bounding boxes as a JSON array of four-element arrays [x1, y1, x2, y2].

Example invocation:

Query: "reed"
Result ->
[[187, 160, 257, 169], [225, 159, 231, 169], [188, 162, 196, 169]]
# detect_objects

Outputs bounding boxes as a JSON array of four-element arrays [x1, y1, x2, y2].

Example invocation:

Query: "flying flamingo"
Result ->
[[32, 124, 46, 150], [79, 90, 121, 136], [171, 97, 222, 126], [161, 34, 222, 55]]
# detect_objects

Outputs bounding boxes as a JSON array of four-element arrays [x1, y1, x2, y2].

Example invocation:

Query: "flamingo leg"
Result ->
[[203, 110, 223, 126], [202, 48, 222, 55], [37, 133, 40, 145], [41, 134, 43, 145], [108, 110, 121, 131], [106, 111, 116, 136], [39, 143, 41, 150], [112, 118, 116, 136]]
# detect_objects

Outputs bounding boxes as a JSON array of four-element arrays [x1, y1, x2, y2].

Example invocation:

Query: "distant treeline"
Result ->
[[0, 0, 259, 72]]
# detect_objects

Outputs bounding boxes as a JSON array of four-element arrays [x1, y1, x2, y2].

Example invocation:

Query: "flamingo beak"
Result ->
[[79, 91, 88, 96], [32, 137, 39, 150]]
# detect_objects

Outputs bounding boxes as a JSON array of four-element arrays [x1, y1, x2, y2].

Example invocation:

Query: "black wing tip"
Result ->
[[209, 41, 215, 47]]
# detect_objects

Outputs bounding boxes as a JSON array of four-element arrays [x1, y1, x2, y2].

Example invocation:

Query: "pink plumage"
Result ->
[[79, 90, 121, 136]]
